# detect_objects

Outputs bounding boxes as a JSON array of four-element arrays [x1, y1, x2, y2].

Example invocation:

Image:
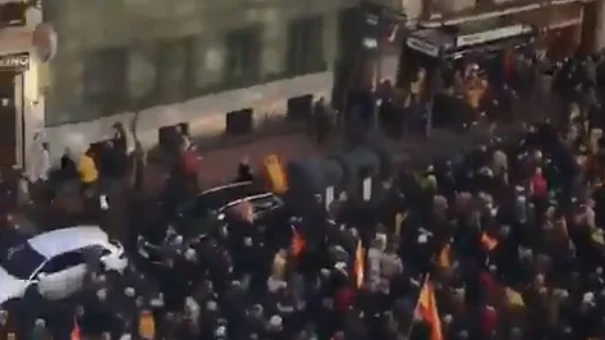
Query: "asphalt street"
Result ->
[[15, 91, 560, 235]]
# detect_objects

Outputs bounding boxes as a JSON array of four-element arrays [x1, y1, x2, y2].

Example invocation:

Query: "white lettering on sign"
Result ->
[[406, 37, 440, 58], [0, 53, 29, 69], [455, 24, 531, 48]]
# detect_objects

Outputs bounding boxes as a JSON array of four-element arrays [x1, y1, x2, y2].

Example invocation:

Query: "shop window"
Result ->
[[82, 47, 128, 117], [286, 15, 326, 76], [224, 26, 262, 86]]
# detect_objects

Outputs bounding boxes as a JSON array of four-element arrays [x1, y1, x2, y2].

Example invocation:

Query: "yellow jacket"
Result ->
[[78, 154, 98, 184]]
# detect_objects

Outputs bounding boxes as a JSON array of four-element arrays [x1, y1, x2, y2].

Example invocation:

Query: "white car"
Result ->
[[0, 226, 128, 305]]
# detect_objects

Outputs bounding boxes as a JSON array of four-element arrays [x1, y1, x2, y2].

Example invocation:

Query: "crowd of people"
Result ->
[[1, 47, 605, 340]]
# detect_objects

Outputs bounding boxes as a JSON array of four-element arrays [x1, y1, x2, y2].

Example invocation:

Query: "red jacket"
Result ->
[[481, 305, 499, 335], [334, 286, 356, 312], [530, 173, 548, 198], [182, 149, 199, 176]]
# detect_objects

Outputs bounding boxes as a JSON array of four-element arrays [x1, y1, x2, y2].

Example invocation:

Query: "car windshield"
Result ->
[[0, 242, 46, 280]]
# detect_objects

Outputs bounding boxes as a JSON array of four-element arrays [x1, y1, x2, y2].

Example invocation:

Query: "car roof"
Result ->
[[27, 226, 109, 258], [182, 181, 269, 213], [198, 181, 254, 195], [219, 192, 280, 212]]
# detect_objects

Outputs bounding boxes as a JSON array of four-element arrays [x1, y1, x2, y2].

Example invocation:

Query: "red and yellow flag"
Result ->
[[291, 227, 306, 257], [481, 232, 498, 251], [70, 316, 81, 340], [416, 280, 443, 340], [263, 154, 288, 194], [438, 244, 451, 269], [354, 240, 366, 288]]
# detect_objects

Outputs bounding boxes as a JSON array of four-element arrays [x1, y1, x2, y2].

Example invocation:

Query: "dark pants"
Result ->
[[80, 181, 96, 197]]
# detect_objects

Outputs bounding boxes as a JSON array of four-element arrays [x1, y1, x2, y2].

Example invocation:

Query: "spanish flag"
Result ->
[[481, 232, 498, 251], [416, 280, 443, 340], [438, 244, 451, 269], [291, 226, 306, 257], [263, 154, 288, 194], [590, 227, 605, 245], [354, 240, 366, 288], [70, 316, 81, 340], [505, 287, 525, 307]]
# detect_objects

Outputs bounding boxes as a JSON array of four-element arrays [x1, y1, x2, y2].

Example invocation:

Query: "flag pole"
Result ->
[[404, 273, 431, 340]]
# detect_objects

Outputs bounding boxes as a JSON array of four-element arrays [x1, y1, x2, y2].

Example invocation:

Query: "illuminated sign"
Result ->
[[0, 53, 29, 70], [456, 24, 532, 48], [406, 37, 440, 57]]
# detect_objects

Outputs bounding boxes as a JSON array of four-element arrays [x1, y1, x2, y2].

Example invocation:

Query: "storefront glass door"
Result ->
[[0, 71, 16, 168]]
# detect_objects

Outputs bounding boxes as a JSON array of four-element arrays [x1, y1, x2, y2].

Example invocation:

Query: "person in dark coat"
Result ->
[[236, 157, 254, 182]]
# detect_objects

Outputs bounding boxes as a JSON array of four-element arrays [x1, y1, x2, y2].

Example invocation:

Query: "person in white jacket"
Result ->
[[29, 138, 51, 183]]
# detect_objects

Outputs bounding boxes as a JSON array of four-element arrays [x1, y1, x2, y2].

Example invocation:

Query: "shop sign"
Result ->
[[406, 37, 440, 57], [455, 24, 529, 48], [0, 53, 29, 70]]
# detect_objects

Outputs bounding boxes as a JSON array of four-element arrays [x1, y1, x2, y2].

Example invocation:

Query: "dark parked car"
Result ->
[[137, 181, 285, 265]]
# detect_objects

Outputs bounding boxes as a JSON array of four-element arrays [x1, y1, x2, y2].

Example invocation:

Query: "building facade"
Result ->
[[39, 0, 357, 161], [0, 1, 44, 170], [369, 0, 605, 84]]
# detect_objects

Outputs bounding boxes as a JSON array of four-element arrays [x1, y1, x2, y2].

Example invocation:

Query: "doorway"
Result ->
[[0, 71, 16, 168]]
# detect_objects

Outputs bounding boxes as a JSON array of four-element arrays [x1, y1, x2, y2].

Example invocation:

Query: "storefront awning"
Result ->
[[406, 29, 454, 57], [418, 0, 587, 28], [515, 2, 583, 29], [405, 19, 534, 58], [452, 21, 534, 49]]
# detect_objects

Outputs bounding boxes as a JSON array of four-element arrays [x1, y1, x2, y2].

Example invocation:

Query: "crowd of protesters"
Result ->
[[1, 46, 605, 340]]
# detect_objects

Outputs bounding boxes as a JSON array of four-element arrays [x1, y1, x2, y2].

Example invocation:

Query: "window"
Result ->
[[127, 43, 159, 109], [156, 37, 192, 104], [191, 38, 226, 93], [286, 15, 326, 76], [84, 245, 111, 258], [42, 251, 86, 274], [1, 243, 46, 280], [224, 26, 261, 84], [82, 47, 128, 117]]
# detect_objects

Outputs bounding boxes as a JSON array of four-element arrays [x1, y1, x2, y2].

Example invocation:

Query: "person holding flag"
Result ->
[[290, 225, 306, 258], [70, 316, 81, 340], [409, 276, 443, 340], [354, 239, 366, 288]]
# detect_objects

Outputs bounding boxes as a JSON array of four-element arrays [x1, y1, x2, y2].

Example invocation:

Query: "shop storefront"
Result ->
[[397, 20, 535, 129], [515, 2, 585, 59], [398, 20, 535, 86], [0, 52, 29, 168]]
